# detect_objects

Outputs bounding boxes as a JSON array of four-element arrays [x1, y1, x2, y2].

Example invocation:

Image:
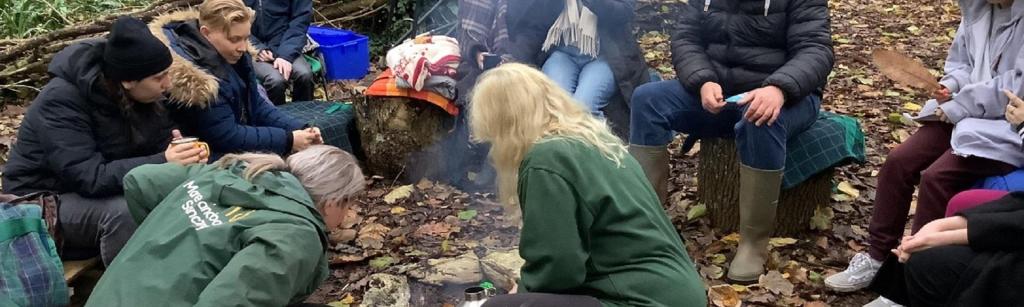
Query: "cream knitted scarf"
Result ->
[[542, 0, 600, 58]]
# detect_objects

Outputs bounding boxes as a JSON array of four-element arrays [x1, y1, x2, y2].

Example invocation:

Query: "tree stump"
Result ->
[[355, 96, 451, 181], [696, 138, 833, 236]]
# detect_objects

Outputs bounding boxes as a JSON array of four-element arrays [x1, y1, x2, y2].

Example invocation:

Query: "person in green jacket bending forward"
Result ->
[[86, 145, 364, 306], [469, 63, 707, 307]]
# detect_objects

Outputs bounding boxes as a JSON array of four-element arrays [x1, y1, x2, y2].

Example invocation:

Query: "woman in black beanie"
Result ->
[[2, 16, 209, 266]]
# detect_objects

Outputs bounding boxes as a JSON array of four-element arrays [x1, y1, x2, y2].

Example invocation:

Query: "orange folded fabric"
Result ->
[[365, 69, 459, 116]]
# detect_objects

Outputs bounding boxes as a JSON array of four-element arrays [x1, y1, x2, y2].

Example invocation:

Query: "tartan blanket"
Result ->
[[366, 69, 459, 116], [278, 101, 357, 154], [782, 112, 866, 189]]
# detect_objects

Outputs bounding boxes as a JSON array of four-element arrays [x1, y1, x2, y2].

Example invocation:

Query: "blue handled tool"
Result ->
[[725, 93, 745, 104]]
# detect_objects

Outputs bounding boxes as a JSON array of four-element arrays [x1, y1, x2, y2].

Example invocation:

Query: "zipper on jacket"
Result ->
[[704, 0, 710, 12]]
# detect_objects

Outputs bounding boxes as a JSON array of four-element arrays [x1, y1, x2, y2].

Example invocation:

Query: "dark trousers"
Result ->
[[481, 293, 602, 307], [871, 246, 976, 307], [867, 123, 1015, 260], [253, 56, 314, 105], [59, 193, 137, 266], [629, 80, 820, 170]]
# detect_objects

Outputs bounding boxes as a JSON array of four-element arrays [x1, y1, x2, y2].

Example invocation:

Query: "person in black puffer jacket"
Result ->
[[2, 17, 209, 266], [627, 0, 833, 284]]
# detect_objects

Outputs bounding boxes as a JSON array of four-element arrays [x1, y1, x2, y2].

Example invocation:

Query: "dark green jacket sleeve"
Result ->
[[518, 167, 591, 293], [123, 163, 216, 224], [193, 223, 325, 307]]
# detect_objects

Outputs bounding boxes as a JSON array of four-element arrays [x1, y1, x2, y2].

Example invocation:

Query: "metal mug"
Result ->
[[171, 137, 210, 158]]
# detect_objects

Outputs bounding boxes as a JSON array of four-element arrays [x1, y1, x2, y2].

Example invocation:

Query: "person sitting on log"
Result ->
[[627, 0, 833, 284], [244, 0, 314, 105], [469, 64, 707, 307], [826, 0, 1024, 295], [935, 92, 1024, 220], [1, 17, 208, 267], [85, 145, 364, 307], [150, 0, 322, 160], [506, 0, 648, 120]]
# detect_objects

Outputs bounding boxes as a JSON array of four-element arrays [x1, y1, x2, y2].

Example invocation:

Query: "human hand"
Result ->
[[274, 58, 293, 80], [738, 85, 785, 126], [308, 127, 324, 145], [892, 245, 911, 263], [700, 82, 725, 114], [933, 86, 952, 103], [291, 129, 318, 152], [165, 141, 207, 165], [935, 108, 951, 123], [895, 225, 969, 262], [1004, 89, 1024, 126], [258, 50, 275, 62]]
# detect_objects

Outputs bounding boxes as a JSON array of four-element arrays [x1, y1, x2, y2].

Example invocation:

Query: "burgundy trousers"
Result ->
[[866, 123, 1016, 260]]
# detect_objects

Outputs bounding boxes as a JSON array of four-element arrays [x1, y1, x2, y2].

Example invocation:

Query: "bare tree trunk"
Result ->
[[697, 138, 832, 236]]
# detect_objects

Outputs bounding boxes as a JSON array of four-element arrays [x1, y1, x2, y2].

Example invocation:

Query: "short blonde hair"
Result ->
[[469, 63, 625, 211], [198, 0, 254, 34]]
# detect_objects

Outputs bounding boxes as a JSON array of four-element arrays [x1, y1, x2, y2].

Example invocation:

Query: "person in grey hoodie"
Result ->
[[826, 0, 1024, 299]]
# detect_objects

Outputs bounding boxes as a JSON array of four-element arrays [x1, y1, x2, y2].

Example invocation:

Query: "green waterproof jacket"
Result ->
[[85, 162, 329, 307], [517, 138, 707, 307]]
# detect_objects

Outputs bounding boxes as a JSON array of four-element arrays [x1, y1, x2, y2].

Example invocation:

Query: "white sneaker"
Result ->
[[825, 252, 882, 292], [863, 296, 904, 307]]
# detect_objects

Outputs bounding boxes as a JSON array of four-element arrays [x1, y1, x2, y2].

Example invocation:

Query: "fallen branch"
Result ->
[[0, 0, 200, 64], [322, 4, 388, 26]]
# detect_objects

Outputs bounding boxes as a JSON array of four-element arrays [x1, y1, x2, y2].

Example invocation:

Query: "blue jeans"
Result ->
[[541, 47, 616, 118], [629, 80, 821, 170]]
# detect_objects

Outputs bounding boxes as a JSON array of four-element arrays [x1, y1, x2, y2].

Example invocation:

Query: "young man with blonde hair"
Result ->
[[150, 0, 322, 160]]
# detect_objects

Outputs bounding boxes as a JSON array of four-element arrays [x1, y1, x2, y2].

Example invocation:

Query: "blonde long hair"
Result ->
[[217, 145, 365, 211], [469, 63, 626, 209]]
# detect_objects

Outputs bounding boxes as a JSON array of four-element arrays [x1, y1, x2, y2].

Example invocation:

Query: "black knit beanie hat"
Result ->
[[103, 16, 173, 82]]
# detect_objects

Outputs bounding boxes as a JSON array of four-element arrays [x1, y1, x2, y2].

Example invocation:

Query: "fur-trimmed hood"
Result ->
[[149, 10, 258, 108], [149, 10, 220, 108]]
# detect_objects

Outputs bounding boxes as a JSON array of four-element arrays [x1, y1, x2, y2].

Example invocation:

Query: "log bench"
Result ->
[[697, 138, 832, 236], [694, 112, 866, 236]]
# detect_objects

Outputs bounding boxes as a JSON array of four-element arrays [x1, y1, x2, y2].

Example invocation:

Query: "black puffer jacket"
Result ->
[[672, 0, 833, 104], [2, 39, 175, 197]]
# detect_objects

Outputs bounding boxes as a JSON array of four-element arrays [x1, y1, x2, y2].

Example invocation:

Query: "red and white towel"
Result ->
[[385, 35, 461, 91]]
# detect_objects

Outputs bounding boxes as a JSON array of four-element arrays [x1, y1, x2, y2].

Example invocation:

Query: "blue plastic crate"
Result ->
[[308, 26, 369, 80]]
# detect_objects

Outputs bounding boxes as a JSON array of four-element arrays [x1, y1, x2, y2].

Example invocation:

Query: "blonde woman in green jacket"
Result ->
[[470, 63, 707, 307], [86, 145, 364, 307]]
